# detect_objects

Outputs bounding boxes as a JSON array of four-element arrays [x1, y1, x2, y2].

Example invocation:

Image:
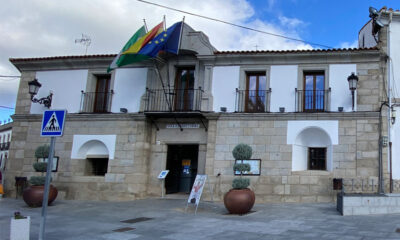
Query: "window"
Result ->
[[303, 71, 325, 112], [93, 75, 111, 113], [85, 158, 108, 176], [245, 72, 267, 112], [308, 147, 326, 170], [174, 67, 195, 111]]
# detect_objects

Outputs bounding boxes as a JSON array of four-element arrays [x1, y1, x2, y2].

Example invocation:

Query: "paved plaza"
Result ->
[[1, 197, 400, 240]]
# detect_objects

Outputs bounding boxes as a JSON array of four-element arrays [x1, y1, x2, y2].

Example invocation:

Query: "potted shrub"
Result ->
[[224, 143, 255, 214], [10, 212, 30, 239], [22, 145, 58, 207]]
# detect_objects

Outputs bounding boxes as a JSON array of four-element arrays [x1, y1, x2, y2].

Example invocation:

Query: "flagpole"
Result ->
[[177, 16, 185, 55], [153, 59, 172, 111], [143, 19, 148, 33], [163, 15, 166, 30]]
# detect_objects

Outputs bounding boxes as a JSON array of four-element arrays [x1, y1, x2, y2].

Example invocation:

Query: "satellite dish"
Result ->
[[369, 7, 379, 18]]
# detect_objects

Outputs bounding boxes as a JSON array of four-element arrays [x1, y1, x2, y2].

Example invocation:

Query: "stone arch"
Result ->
[[77, 140, 110, 176], [77, 140, 109, 159], [292, 127, 333, 171]]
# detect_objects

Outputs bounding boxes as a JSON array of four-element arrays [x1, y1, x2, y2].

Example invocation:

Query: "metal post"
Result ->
[[39, 137, 56, 240], [351, 90, 355, 112]]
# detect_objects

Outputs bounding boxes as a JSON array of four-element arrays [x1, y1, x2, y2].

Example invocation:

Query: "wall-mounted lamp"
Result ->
[[28, 78, 53, 108], [392, 108, 396, 125], [347, 72, 359, 111]]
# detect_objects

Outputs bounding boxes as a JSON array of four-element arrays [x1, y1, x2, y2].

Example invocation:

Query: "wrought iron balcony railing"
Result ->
[[295, 88, 331, 112], [235, 89, 271, 113], [0, 142, 10, 151], [144, 88, 203, 112], [80, 91, 114, 113]]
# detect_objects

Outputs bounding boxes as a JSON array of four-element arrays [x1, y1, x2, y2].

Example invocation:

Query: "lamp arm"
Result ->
[[31, 93, 53, 108]]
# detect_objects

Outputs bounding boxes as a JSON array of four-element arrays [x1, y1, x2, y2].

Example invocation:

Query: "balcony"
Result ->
[[235, 89, 271, 113], [0, 142, 10, 151], [144, 88, 203, 112], [295, 88, 331, 112], [80, 91, 114, 113]]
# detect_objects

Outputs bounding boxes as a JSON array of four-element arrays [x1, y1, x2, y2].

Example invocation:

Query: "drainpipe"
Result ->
[[383, 12, 393, 194], [379, 102, 389, 194]]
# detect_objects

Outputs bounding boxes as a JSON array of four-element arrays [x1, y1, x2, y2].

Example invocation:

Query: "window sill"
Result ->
[[291, 170, 331, 176]]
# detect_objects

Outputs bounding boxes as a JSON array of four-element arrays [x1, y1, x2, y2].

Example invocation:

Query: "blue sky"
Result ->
[[251, 0, 399, 48], [0, 0, 399, 122]]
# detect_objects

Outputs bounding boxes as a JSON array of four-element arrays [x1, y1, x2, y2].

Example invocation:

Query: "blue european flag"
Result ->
[[138, 21, 183, 57]]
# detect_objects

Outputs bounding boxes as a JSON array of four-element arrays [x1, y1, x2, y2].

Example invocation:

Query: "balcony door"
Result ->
[[94, 76, 111, 113], [174, 67, 195, 111], [304, 72, 325, 112], [245, 72, 266, 112]]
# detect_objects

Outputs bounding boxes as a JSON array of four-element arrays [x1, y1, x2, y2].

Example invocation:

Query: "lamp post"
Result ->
[[347, 72, 359, 111], [28, 79, 53, 108]]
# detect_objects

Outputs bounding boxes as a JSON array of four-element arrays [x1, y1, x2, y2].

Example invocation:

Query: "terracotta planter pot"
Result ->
[[224, 188, 255, 214], [23, 185, 58, 207]]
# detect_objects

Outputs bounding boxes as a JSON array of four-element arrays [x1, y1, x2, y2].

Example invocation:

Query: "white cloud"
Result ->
[[279, 16, 304, 29], [0, 0, 312, 119], [339, 40, 358, 49]]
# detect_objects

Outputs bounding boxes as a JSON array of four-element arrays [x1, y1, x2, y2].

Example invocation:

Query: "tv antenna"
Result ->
[[75, 34, 91, 55]]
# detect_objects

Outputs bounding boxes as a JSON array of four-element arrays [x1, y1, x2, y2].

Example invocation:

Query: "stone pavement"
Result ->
[[1, 197, 400, 240]]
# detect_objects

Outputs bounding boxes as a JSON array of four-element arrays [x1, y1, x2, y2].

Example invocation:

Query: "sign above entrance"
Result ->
[[166, 124, 200, 129], [40, 110, 67, 137]]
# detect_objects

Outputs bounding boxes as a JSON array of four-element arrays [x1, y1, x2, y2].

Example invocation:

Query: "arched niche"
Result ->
[[292, 127, 333, 172]]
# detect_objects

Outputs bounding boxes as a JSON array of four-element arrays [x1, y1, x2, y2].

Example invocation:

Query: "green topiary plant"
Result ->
[[35, 145, 50, 159], [29, 176, 46, 186], [232, 143, 252, 160], [33, 162, 47, 173], [29, 145, 52, 186], [232, 143, 252, 189]]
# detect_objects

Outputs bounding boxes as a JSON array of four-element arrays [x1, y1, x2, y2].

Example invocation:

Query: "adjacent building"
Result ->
[[4, 7, 400, 202], [0, 122, 12, 186]]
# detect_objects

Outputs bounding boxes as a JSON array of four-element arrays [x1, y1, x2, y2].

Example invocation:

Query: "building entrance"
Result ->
[[165, 145, 198, 194]]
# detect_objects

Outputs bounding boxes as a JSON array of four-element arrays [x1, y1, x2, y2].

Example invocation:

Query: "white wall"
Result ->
[[212, 66, 239, 112], [270, 65, 298, 112], [111, 68, 147, 113], [329, 64, 356, 112], [71, 135, 116, 159], [392, 107, 400, 179], [32, 70, 88, 114], [287, 121, 338, 145], [390, 20, 400, 110]]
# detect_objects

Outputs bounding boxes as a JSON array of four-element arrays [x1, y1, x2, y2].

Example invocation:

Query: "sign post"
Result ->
[[157, 170, 169, 198], [39, 110, 66, 240]]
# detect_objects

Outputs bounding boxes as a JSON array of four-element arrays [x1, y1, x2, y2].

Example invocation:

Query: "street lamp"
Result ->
[[28, 78, 53, 108], [347, 72, 359, 111]]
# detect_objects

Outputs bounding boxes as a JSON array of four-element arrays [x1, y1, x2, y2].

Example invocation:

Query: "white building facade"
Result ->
[[4, 13, 397, 202]]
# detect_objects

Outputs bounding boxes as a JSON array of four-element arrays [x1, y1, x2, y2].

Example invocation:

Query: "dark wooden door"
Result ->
[[245, 72, 266, 112], [303, 72, 325, 112], [94, 76, 110, 113], [174, 68, 195, 111]]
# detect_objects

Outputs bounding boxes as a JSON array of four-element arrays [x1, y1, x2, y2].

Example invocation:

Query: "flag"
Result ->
[[122, 22, 164, 55], [107, 26, 146, 73], [107, 22, 164, 72], [138, 21, 183, 58]]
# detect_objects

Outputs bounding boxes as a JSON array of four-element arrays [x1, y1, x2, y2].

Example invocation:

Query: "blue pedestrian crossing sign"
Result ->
[[41, 110, 67, 137]]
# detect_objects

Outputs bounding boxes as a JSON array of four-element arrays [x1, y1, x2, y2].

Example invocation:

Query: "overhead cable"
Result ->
[[137, 0, 333, 49]]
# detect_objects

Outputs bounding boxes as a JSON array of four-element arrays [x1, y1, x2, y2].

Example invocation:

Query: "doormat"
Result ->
[[112, 227, 136, 232], [120, 217, 153, 223]]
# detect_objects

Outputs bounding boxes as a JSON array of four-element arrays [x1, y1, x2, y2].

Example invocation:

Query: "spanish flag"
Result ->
[[107, 22, 164, 72]]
